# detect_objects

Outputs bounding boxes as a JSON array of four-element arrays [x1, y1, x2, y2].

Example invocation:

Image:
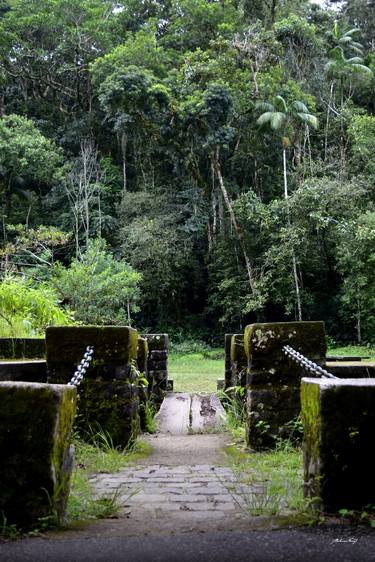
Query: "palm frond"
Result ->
[[344, 28, 361, 37], [256, 112, 273, 126], [275, 95, 287, 112], [296, 113, 318, 129], [346, 56, 365, 64], [350, 63, 373, 74], [255, 101, 274, 112], [292, 100, 308, 113], [270, 112, 286, 130]]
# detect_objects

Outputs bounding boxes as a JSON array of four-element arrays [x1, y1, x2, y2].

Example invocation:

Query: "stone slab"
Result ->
[[46, 326, 138, 367], [155, 393, 190, 434], [190, 394, 226, 432], [0, 360, 47, 382], [301, 377, 375, 511]]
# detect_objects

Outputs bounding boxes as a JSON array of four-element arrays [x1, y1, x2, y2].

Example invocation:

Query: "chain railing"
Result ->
[[282, 345, 339, 380], [68, 345, 94, 387]]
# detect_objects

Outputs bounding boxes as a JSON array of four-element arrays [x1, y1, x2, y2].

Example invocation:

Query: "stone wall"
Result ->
[[0, 338, 45, 359], [137, 336, 149, 429], [301, 377, 375, 511], [0, 360, 47, 382], [244, 321, 326, 450], [0, 381, 76, 529], [224, 334, 233, 390], [144, 334, 169, 403], [46, 326, 140, 447], [230, 334, 247, 388]]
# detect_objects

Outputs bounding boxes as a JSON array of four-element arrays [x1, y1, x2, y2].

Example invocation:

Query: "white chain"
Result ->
[[68, 346, 94, 386], [283, 345, 339, 379]]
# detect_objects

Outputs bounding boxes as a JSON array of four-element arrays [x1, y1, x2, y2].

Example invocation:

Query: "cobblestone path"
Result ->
[[89, 393, 257, 536]]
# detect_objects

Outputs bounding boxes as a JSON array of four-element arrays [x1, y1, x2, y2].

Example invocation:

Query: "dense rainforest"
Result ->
[[0, 0, 374, 344]]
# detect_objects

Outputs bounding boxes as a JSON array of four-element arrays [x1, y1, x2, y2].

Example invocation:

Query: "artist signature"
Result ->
[[330, 537, 358, 546]]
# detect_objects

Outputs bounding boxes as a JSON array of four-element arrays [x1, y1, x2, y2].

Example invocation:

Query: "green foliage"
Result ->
[[0, 114, 62, 184], [0, 0, 373, 342], [66, 434, 150, 524], [52, 238, 141, 325], [0, 277, 72, 337]]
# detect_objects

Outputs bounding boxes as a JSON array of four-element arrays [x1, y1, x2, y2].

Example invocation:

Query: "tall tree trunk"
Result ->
[[121, 133, 127, 194], [213, 148, 255, 292], [283, 147, 302, 321], [324, 82, 334, 161]]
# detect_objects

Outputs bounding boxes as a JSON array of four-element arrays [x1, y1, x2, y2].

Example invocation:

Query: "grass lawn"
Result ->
[[327, 345, 375, 361], [168, 351, 224, 392], [168, 344, 375, 393]]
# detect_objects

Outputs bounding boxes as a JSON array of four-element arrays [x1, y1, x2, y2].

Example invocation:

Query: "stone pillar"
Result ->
[[301, 377, 375, 511], [230, 334, 247, 388], [144, 334, 168, 403], [244, 321, 326, 450], [0, 381, 76, 529], [224, 334, 233, 390], [137, 337, 149, 430], [46, 326, 139, 447]]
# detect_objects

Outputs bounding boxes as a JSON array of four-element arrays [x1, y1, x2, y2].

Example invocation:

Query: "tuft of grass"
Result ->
[[66, 434, 150, 524], [144, 401, 158, 434], [225, 443, 320, 523], [217, 387, 247, 442]]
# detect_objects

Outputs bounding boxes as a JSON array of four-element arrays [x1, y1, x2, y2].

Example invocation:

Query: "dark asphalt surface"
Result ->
[[0, 527, 374, 562]]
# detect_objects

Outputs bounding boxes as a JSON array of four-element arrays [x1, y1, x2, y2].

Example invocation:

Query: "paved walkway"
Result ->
[[88, 393, 257, 535], [2, 392, 374, 561]]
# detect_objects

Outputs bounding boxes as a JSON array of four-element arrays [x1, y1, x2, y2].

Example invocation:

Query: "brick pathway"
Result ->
[[89, 393, 259, 535]]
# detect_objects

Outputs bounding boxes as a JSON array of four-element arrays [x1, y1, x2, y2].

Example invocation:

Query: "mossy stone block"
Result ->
[[244, 321, 326, 367], [246, 386, 300, 450], [0, 381, 76, 528], [0, 338, 46, 359], [301, 377, 375, 511], [46, 326, 138, 367], [229, 334, 247, 388], [76, 377, 140, 447], [137, 337, 149, 375], [0, 360, 47, 383], [144, 334, 169, 351]]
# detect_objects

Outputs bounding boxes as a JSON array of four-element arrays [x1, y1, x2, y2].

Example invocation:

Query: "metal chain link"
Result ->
[[68, 346, 94, 386], [282, 345, 339, 380]]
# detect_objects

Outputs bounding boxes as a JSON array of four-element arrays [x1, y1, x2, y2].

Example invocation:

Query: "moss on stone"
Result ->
[[46, 326, 138, 365], [0, 338, 46, 359], [301, 378, 375, 511], [244, 322, 326, 366], [0, 382, 76, 528]]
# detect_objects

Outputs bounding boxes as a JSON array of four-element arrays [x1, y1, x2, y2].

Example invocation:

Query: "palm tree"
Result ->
[[324, 45, 372, 163], [256, 95, 318, 320]]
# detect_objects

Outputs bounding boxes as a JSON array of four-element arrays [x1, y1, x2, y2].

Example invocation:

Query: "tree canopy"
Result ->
[[0, 0, 374, 343]]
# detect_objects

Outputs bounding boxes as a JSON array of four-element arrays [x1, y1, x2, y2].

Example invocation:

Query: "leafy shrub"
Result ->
[[0, 277, 73, 337]]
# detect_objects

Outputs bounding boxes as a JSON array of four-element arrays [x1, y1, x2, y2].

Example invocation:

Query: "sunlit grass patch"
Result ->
[[169, 351, 224, 392]]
